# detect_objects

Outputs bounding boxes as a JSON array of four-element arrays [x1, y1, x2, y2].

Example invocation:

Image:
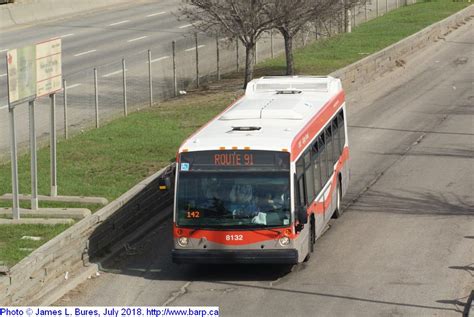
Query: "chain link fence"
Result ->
[[0, 0, 415, 160]]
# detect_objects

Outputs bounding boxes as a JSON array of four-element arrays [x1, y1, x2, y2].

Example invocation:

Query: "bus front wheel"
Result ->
[[333, 181, 343, 219], [304, 218, 315, 262]]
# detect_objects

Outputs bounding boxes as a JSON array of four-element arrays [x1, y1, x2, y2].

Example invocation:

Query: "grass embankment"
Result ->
[[258, 0, 470, 75], [0, 0, 469, 267], [0, 90, 240, 266]]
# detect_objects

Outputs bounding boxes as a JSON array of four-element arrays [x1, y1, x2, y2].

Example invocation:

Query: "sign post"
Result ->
[[29, 99, 38, 210], [50, 93, 57, 196], [36, 38, 62, 197], [6, 45, 37, 219], [9, 105, 20, 219]]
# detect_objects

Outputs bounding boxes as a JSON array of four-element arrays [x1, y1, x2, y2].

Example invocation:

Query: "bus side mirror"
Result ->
[[296, 206, 308, 232], [159, 176, 171, 191]]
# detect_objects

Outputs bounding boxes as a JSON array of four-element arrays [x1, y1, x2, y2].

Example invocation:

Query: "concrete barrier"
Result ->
[[0, 164, 175, 305], [330, 5, 474, 92], [0, 0, 135, 29]]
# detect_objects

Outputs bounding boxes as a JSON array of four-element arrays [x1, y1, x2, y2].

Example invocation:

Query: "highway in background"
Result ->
[[0, 0, 218, 158], [56, 19, 474, 316], [0, 0, 190, 108]]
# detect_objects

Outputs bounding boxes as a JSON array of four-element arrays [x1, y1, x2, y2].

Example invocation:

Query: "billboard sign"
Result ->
[[7, 45, 36, 106], [36, 38, 62, 97]]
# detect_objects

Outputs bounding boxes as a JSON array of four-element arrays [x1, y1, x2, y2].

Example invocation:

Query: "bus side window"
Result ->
[[325, 126, 334, 178], [319, 136, 328, 186], [338, 110, 345, 153], [304, 150, 315, 205], [312, 139, 322, 197], [296, 156, 306, 207], [332, 119, 340, 163]]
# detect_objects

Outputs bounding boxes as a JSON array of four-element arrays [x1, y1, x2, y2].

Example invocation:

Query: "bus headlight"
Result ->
[[279, 236, 290, 246], [178, 236, 189, 247]]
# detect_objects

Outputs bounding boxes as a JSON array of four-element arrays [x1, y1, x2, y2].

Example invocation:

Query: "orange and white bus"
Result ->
[[172, 76, 349, 264]]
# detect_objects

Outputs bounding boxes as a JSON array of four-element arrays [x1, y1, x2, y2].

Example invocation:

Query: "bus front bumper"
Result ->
[[172, 249, 298, 264]]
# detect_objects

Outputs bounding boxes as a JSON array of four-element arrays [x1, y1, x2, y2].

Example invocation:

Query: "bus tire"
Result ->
[[333, 180, 343, 219]]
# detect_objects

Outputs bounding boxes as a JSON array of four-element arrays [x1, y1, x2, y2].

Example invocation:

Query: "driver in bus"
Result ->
[[229, 184, 259, 218]]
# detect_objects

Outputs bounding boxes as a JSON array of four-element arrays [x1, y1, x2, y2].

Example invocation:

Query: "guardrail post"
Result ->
[[172, 41, 177, 97], [63, 79, 68, 139], [352, 7, 356, 27], [122, 59, 128, 117], [365, 2, 368, 21], [94, 67, 99, 128], [148, 49, 153, 107], [270, 30, 274, 58], [194, 32, 199, 88], [236, 37, 240, 72], [346, 9, 351, 33], [254, 40, 258, 65], [216, 34, 220, 81], [376, 0, 380, 17]]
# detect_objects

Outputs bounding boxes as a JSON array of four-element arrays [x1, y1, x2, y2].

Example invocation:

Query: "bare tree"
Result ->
[[179, 0, 276, 88], [269, 0, 362, 75]]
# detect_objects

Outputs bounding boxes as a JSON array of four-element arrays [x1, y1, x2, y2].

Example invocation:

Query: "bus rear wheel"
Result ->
[[333, 181, 343, 219]]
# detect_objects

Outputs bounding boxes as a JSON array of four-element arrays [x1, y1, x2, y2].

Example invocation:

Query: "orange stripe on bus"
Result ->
[[291, 90, 345, 161], [307, 146, 349, 215], [173, 224, 296, 245]]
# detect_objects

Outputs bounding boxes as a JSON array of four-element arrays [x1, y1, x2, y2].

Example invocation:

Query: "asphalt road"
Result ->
[[55, 19, 474, 316]]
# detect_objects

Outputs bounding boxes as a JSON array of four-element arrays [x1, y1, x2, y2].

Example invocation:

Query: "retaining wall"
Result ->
[[331, 5, 474, 91], [0, 164, 174, 305]]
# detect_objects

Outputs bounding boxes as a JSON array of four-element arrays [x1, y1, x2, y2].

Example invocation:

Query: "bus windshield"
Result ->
[[176, 171, 291, 228]]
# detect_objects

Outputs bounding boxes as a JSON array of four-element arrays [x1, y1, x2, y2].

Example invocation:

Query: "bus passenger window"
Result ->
[[325, 126, 334, 173], [318, 137, 329, 186], [338, 111, 345, 153]]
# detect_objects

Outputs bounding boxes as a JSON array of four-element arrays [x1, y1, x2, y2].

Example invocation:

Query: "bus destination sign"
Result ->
[[180, 150, 289, 171]]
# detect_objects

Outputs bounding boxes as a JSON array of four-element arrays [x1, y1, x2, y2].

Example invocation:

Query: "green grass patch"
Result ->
[[0, 90, 239, 266], [258, 0, 470, 75], [0, 0, 469, 267], [0, 224, 71, 267]]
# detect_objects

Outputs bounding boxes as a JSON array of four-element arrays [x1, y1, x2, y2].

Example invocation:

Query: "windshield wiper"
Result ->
[[242, 224, 282, 235], [261, 207, 290, 213]]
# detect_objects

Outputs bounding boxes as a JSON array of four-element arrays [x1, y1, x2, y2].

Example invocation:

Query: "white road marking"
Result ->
[[185, 45, 205, 52], [147, 12, 166, 17], [0, 49, 9, 53], [60, 33, 74, 38], [148, 56, 170, 63], [0, 105, 8, 110], [0, 73, 6, 78], [178, 24, 193, 29], [103, 69, 127, 78], [74, 50, 97, 57], [109, 20, 130, 26], [128, 36, 148, 42], [66, 83, 82, 89]]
